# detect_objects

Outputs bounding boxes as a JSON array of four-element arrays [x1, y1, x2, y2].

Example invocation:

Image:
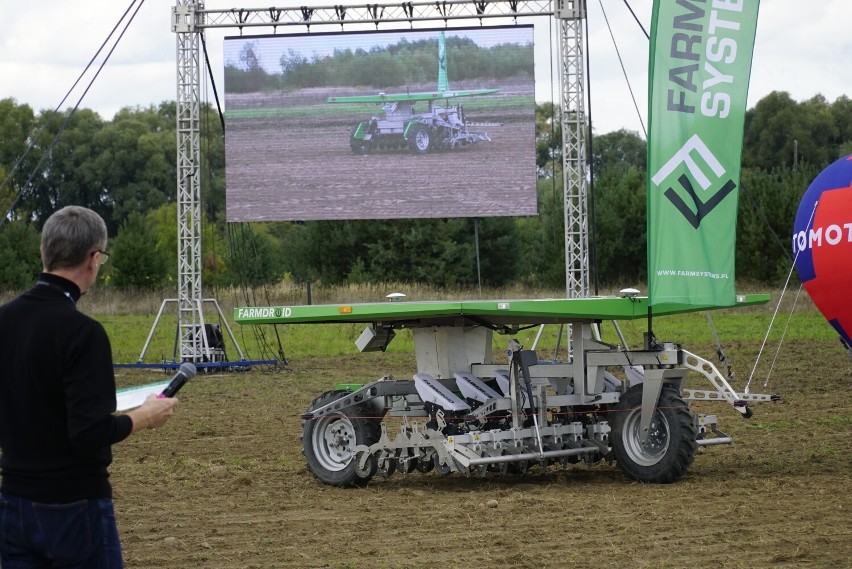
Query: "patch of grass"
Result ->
[[813, 415, 852, 427], [223, 95, 534, 120], [744, 420, 799, 431]]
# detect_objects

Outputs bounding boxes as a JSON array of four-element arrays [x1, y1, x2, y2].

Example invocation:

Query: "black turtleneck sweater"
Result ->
[[0, 273, 133, 502]]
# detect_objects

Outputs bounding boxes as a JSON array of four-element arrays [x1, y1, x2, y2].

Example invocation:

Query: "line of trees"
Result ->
[[1, 91, 850, 292], [225, 36, 534, 93]]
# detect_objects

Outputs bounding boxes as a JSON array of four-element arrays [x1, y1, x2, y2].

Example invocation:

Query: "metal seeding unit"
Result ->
[[235, 295, 779, 486]]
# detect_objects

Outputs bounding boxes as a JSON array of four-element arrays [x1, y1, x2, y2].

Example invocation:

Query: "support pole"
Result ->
[[474, 218, 482, 294], [556, 0, 590, 300], [162, 0, 251, 365], [172, 0, 206, 362]]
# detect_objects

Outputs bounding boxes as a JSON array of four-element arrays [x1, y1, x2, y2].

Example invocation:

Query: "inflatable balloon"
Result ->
[[792, 154, 852, 346]]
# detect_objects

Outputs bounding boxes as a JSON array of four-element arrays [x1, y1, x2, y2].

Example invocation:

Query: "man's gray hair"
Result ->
[[41, 206, 108, 271]]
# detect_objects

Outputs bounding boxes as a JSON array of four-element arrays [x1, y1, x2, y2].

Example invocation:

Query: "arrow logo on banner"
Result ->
[[651, 134, 736, 229]]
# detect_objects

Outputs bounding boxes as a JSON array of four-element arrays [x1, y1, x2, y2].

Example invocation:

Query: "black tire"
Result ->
[[351, 141, 369, 155], [611, 385, 697, 483], [301, 390, 381, 487], [407, 124, 432, 154], [415, 453, 435, 473]]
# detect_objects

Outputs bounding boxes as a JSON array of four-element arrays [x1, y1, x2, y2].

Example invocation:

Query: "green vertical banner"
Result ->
[[647, 0, 760, 307]]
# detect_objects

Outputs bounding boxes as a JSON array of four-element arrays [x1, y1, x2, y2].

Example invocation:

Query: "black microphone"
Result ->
[[159, 362, 197, 398]]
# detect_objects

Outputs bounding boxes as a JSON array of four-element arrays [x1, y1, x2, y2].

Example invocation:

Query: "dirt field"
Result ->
[[224, 83, 537, 221], [111, 340, 852, 568]]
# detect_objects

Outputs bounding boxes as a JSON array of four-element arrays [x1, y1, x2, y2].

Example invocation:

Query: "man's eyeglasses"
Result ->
[[92, 250, 110, 264]]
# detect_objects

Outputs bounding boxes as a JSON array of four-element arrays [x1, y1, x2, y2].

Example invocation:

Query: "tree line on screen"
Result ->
[[225, 36, 534, 92], [1, 91, 851, 292]]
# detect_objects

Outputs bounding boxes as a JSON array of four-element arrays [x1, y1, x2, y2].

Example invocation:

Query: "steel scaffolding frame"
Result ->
[[555, 1, 590, 298], [164, 0, 589, 361], [173, 1, 207, 362]]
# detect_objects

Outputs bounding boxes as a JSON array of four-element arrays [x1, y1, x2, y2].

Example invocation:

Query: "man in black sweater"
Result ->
[[0, 205, 179, 567]]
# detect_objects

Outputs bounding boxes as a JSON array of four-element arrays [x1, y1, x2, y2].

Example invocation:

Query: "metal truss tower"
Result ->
[[555, 0, 589, 298], [166, 0, 589, 360], [143, 0, 243, 365], [172, 1, 205, 362]]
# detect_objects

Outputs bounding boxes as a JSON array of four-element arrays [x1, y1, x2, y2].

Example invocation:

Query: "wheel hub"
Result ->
[[624, 410, 671, 467], [312, 417, 357, 472]]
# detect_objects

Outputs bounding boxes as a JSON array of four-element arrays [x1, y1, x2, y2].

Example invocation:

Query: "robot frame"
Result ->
[[234, 295, 779, 487], [327, 31, 501, 155]]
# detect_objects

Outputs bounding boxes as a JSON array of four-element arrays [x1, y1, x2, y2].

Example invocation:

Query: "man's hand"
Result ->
[[128, 394, 179, 433]]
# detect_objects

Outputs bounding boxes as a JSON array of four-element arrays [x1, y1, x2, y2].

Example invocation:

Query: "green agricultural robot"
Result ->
[[235, 295, 780, 487], [328, 32, 500, 154]]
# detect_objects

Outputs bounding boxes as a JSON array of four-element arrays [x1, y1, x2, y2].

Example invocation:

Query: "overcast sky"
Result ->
[[1, 0, 850, 136]]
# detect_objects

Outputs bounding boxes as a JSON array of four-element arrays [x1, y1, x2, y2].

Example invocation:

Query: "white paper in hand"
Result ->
[[116, 381, 171, 411]]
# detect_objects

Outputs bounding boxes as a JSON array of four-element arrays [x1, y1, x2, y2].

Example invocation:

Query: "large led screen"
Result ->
[[223, 26, 537, 221]]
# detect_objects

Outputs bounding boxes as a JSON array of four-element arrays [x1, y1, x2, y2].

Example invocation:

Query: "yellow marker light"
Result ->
[[339, 306, 353, 314]]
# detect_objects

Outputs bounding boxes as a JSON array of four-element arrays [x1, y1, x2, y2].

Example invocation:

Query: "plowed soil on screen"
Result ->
[[224, 84, 536, 221], [111, 343, 852, 569]]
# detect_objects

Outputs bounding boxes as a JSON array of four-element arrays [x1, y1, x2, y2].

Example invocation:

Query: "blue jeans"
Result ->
[[0, 494, 123, 568]]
